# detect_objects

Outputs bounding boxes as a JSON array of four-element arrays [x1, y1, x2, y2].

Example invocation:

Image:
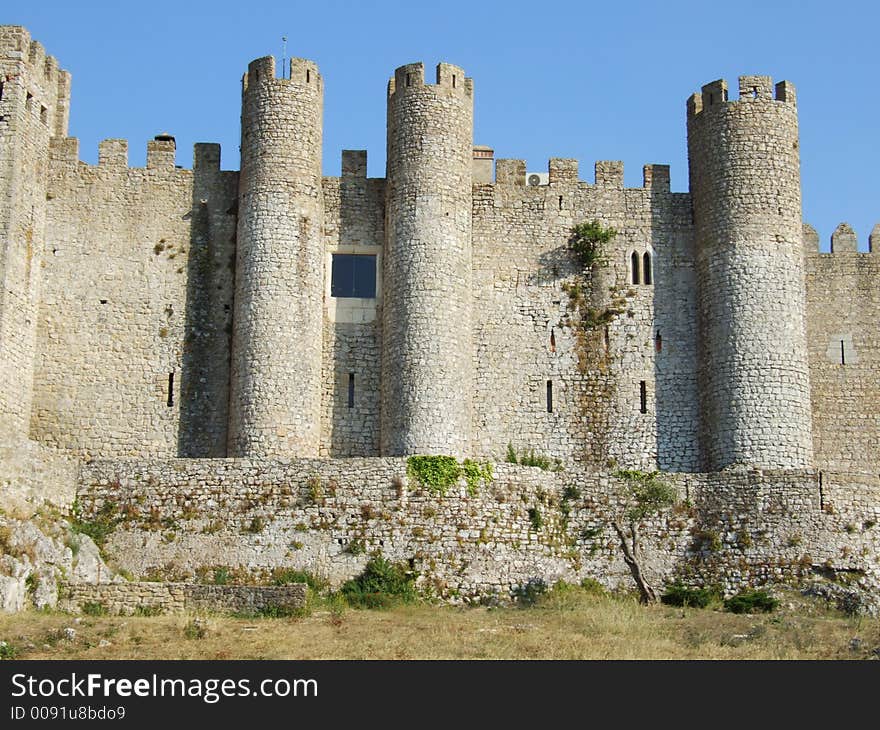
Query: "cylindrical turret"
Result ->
[[687, 75, 813, 470], [228, 56, 324, 457], [382, 62, 474, 456]]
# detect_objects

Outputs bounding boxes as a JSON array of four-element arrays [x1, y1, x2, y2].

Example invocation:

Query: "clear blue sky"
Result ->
[[7, 0, 878, 249]]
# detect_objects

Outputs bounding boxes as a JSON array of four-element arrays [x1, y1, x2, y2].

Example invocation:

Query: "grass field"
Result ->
[[2, 584, 878, 660]]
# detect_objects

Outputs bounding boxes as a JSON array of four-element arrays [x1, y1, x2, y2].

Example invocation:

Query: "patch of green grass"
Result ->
[[134, 605, 163, 617], [81, 602, 108, 617], [0, 640, 18, 660]]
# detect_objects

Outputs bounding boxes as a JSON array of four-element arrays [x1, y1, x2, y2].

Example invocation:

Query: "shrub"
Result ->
[[0, 640, 18, 660], [579, 577, 606, 595], [270, 568, 328, 592], [527, 507, 543, 531], [81, 602, 108, 616], [70, 499, 121, 549], [340, 555, 418, 609], [511, 577, 547, 606], [661, 583, 719, 608], [213, 567, 231, 585], [724, 589, 778, 614]]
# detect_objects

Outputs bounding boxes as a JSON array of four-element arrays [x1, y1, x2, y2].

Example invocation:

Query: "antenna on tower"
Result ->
[[281, 36, 288, 79]]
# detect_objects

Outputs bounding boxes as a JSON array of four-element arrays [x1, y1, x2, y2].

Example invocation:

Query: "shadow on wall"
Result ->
[[650, 175, 701, 473], [177, 145, 237, 457]]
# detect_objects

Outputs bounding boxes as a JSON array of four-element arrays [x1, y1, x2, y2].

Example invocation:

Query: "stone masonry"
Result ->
[[1, 25, 879, 608]]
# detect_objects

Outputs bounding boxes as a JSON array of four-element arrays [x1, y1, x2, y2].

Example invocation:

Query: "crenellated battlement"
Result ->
[[490, 158, 672, 192], [687, 75, 796, 118], [387, 61, 472, 99], [241, 55, 321, 94], [805, 222, 880, 254]]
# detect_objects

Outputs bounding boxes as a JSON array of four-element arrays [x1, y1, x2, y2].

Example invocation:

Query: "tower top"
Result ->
[[687, 75, 796, 118]]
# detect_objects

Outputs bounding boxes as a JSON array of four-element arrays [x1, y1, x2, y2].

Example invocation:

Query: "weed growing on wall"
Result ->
[[406, 455, 493, 496]]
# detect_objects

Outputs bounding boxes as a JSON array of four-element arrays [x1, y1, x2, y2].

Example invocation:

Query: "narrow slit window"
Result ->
[[655, 331, 662, 352], [546, 380, 553, 413], [558, 196, 563, 211], [549, 328, 556, 353], [306, 69, 311, 83], [452, 74, 456, 88], [604, 326, 610, 352], [840, 340, 846, 365], [643, 252, 652, 285], [167, 372, 175, 408], [348, 373, 355, 408], [639, 380, 647, 414], [0, 82, 4, 101], [631, 252, 640, 285]]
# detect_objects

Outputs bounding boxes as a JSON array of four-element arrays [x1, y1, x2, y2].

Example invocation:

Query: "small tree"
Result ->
[[611, 469, 678, 604], [568, 220, 617, 271]]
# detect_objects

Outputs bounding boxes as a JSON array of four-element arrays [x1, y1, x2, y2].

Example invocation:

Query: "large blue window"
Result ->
[[331, 254, 376, 298]]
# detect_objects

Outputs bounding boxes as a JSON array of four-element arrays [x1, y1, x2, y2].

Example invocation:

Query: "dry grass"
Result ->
[[1, 587, 878, 660]]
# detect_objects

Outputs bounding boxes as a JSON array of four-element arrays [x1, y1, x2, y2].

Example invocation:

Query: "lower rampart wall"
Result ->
[[74, 459, 880, 609], [59, 581, 307, 616]]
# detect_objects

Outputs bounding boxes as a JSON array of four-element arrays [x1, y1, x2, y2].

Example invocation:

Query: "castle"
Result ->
[[2, 26, 879, 609]]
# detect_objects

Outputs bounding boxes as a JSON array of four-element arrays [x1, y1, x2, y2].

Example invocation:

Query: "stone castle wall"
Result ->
[[805, 225, 880, 474], [471, 160, 700, 471], [32, 138, 237, 458], [74, 458, 880, 606]]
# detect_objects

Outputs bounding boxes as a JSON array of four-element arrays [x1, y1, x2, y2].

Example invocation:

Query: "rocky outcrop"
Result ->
[[0, 514, 117, 613]]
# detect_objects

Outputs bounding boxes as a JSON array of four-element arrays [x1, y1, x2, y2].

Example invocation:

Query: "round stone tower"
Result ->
[[228, 56, 324, 457], [687, 76, 813, 470], [382, 62, 474, 456]]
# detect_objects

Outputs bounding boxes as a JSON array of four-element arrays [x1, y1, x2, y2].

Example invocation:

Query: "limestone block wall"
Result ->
[[805, 232, 880, 473], [0, 27, 69, 443], [687, 76, 813, 470], [382, 63, 474, 456], [228, 56, 325, 458], [471, 160, 700, 471], [0, 439, 78, 513], [75, 459, 879, 606], [60, 581, 307, 616], [319, 152, 385, 456], [32, 139, 237, 458]]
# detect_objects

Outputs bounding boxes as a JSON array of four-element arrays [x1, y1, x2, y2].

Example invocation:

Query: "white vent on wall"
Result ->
[[526, 172, 549, 186]]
